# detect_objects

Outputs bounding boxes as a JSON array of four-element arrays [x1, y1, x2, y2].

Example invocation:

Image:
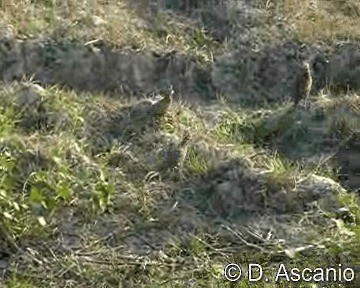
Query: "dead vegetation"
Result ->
[[0, 1, 359, 287], [272, 0, 360, 42]]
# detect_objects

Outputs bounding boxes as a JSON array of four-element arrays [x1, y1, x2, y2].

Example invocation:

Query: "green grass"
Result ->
[[0, 1, 359, 287]]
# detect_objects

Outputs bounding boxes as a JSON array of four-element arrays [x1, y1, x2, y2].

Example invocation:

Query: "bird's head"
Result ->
[[301, 62, 311, 76], [158, 85, 174, 105], [302, 61, 310, 70]]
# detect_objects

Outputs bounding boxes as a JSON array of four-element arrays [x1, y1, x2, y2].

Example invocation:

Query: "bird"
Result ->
[[129, 85, 174, 119], [293, 62, 313, 108], [157, 131, 191, 177], [149, 85, 174, 118]]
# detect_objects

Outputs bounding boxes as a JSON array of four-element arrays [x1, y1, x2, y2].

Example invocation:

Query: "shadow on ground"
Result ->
[[0, 37, 216, 105]]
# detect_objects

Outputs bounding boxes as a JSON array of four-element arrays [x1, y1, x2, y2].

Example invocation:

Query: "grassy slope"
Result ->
[[269, 0, 360, 42], [0, 1, 359, 287]]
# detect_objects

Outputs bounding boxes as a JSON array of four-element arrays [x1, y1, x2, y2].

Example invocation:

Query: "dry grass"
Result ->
[[274, 0, 360, 42], [0, 0, 222, 63], [0, 1, 359, 287], [0, 79, 357, 287]]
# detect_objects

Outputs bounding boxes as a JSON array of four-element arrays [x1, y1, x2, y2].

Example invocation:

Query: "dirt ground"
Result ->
[[0, 0, 359, 287]]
